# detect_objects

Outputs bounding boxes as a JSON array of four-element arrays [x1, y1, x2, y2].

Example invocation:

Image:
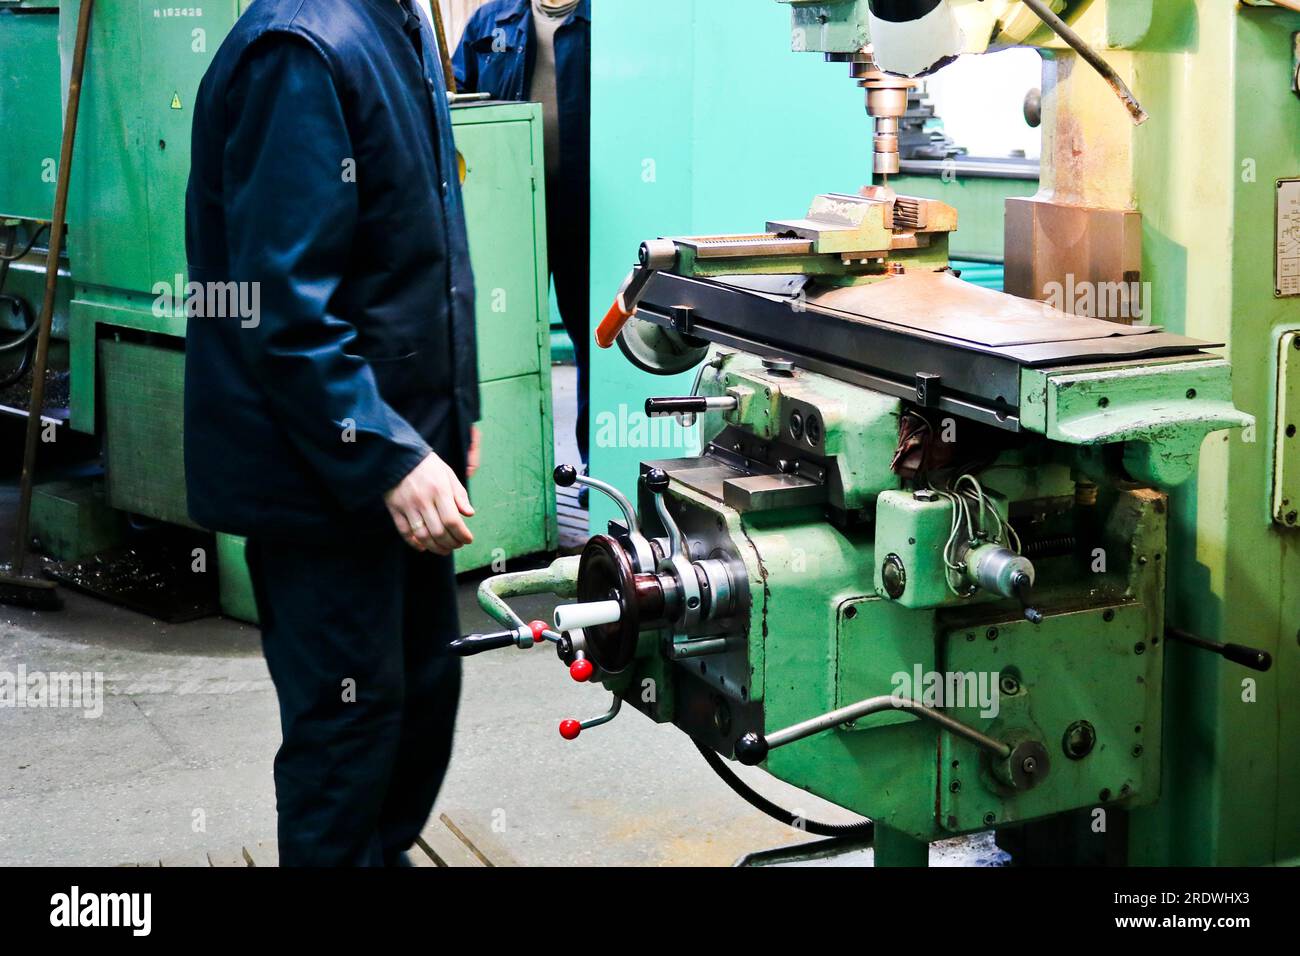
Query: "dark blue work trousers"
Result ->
[[246, 531, 463, 866]]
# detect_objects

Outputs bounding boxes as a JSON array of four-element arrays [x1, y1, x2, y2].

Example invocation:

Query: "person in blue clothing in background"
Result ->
[[185, 0, 481, 866], [454, 0, 591, 464]]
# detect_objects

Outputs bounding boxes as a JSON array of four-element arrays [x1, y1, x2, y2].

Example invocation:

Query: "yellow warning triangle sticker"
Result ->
[[170, 92, 182, 110]]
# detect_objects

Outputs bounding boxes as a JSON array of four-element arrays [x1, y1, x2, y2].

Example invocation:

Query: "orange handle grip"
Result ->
[[595, 295, 634, 349]]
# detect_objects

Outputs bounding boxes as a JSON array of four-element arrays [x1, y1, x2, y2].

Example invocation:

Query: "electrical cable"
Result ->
[[0, 222, 40, 386], [0, 297, 35, 388], [0, 221, 50, 262], [0, 296, 38, 352], [693, 739, 875, 840]]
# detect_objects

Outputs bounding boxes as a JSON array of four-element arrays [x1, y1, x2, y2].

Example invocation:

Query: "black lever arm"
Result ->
[[1165, 627, 1272, 672], [450, 620, 548, 658], [645, 396, 707, 417], [449, 630, 519, 657]]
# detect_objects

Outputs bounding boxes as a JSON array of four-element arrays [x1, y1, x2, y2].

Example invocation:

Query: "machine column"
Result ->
[[873, 824, 929, 868]]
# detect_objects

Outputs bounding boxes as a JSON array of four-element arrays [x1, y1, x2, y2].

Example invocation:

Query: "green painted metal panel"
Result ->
[[939, 603, 1163, 833], [1124, 3, 1300, 865], [98, 337, 193, 527], [748, 511, 941, 840], [456, 372, 557, 573], [837, 596, 936, 730], [453, 111, 545, 382], [140, 5, 230, 289], [29, 477, 128, 562], [872, 490, 961, 609], [69, 291, 184, 432], [0, 6, 62, 221], [216, 532, 257, 623], [779, 0, 871, 54], [61, 0, 240, 294]]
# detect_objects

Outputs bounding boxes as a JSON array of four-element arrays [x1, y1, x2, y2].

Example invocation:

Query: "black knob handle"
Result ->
[[449, 630, 517, 657], [644, 468, 670, 494], [734, 732, 769, 766], [645, 396, 707, 417], [554, 464, 579, 487], [1166, 627, 1273, 673], [1221, 643, 1273, 673]]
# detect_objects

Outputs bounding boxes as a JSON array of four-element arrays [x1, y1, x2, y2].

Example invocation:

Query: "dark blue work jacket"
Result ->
[[184, 0, 478, 538], [453, 0, 590, 225]]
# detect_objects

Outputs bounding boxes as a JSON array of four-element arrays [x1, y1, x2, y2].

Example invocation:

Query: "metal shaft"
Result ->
[[1019, 0, 1148, 125], [12, 0, 95, 576], [477, 555, 580, 629], [765, 694, 1012, 759]]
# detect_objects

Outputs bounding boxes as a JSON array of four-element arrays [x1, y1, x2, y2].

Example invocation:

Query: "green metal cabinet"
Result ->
[[451, 102, 558, 575]]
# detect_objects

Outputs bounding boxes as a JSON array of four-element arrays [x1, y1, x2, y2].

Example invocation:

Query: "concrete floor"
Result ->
[[0, 365, 998, 867]]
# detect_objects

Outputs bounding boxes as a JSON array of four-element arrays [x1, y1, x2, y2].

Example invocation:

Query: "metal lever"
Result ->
[[642, 467, 705, 635], [450, 620, 549, 657], [644, 467, 686, 560], [558, 694, 622, 740], [554, 464, 655, 572], [645, 395, 737, 427], [735, 694, 1014, 766], [1166, 627, 1273, 672], [594, 239, 678, 348]]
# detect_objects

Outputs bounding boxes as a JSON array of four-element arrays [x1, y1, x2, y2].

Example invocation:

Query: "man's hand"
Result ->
[[467, 426, 482, 479], [384, 452, 475, 554]]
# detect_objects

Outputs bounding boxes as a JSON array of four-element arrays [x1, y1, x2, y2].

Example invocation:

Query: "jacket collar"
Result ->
[[497, 0, 590, 25]]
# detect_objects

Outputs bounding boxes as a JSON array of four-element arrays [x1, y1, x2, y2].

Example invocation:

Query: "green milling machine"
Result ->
[[0, 0, 556, 620], [454, 0, 1300, 866]]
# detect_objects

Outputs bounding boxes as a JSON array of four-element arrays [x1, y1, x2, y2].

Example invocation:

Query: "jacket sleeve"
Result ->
[[452, 9, 482, 91], [220, 34, 431, 507]]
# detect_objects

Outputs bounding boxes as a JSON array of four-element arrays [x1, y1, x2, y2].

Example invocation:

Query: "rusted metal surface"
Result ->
[[1004, 197, 1144, 323], [808, 270, 1154, 347]]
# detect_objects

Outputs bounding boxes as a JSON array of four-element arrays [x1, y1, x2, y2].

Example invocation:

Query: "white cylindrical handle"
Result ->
[[553, 600, 622, 631]]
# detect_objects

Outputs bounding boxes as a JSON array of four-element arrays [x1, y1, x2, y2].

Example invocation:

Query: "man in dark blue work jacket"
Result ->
[[454, 0, 591, 461], [184, 0, 481, 866]]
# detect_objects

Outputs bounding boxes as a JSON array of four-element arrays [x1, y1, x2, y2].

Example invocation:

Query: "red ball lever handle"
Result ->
[[569, 658, 594, 682]]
